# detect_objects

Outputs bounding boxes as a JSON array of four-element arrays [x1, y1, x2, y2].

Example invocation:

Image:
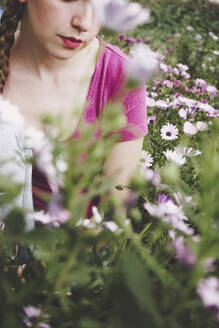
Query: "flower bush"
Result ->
[[0, 1, 219, 328]]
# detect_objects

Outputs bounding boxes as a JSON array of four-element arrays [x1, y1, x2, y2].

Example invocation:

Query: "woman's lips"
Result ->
[[60, 36, 83, 49]]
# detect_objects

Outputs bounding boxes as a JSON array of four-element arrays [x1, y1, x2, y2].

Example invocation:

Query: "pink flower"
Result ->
[[203, 258, 215, 272], [176, 63, 189, 72], [163, 80, 174, 88], [28, 196, 70, 227], [118, 33, 125, 40], [172, 236, 196, 265], [195, 78, 207, 90], [197, 277, 219, 319], [206, 109, 219, 118], [181, 71, 191, 79], [23, 306, 51, 328], [145, 36, 152, 43], [39, 324, 51, 328], [125, 37, 135, 45], [24, 306, 41, 318], [159, 62, 170, 73], [144, 200, 194, 235], [157, 193, 170, 203], [140, 167, 161, 186], [206, 85, 218, 98], [174, 80, 181, 86], [148, 115, 157, 124], [136, 37, 143, 43], [172, 67, 180, 76]]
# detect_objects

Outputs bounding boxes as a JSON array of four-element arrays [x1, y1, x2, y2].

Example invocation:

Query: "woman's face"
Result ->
[[18, 0, 101, 59]]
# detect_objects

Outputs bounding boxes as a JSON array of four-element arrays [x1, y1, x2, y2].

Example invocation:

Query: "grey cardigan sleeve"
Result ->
[[0, 121, 34, 231]]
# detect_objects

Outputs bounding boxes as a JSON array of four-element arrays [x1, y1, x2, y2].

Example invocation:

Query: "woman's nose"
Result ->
[[71, 4, 93, 32]]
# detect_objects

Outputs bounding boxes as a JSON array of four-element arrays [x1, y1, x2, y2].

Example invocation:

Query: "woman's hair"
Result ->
[[0, 0, 25, 93]]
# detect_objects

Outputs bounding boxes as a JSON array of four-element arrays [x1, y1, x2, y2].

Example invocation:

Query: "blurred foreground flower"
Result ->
[[128, 44, 158, 83], [197, 277, 219, 321], [23, 305, 51, 328], [170, 233, 196, 266], [91, 0, 150, 32], [28, 196, 70, 227], [144, 200, 194, 235]]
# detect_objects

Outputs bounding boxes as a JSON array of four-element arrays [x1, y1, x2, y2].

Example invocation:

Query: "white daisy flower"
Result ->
[[150, 91, 158, 98], [176, 96, 195, 107], [186, 26, 194, 31], [210, 66, 215, 72], [92, 206, 103, 224], [198, 102, 215, 114], [209, 31, 218, 41], [196, 121, 208, 131], [156, 99, 169, 109], [140, 150, 153, 167], [197, 277, 219, 309], [178, 108, 188, 119], [163, 149, 186, 165], [161, 123, 178, 140], [146, 96, 156, 107], [183, 122, 198, 136], [206, 85, 218, 97], [183, 147, 202, 157], [103, 221, 121, 232], [194, 34, 202, 41]]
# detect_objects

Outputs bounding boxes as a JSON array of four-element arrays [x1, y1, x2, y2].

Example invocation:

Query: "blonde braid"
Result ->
[[0, 0, 24, 93]]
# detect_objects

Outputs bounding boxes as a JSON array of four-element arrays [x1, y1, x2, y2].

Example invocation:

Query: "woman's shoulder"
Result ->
[[99, 37, 129, 65], [101, 40, 130, 63], [96, 36, 130, 86]]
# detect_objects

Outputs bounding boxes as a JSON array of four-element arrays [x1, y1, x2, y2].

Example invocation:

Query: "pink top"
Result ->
[[84, 36, 148, 141], [32, 37, 148, 211]]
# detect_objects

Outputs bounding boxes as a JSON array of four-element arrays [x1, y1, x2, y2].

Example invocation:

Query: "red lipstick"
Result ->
[[60, 36, 83, 49]]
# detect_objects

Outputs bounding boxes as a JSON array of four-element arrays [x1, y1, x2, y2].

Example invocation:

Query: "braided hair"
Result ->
[[0, 0, 25, 93]]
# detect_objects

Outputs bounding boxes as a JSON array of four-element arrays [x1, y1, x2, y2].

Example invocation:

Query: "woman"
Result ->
[[0, 0, 147, 218]]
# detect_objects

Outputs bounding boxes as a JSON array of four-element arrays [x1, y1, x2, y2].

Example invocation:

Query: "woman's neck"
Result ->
[[11, 25, 98, 84]]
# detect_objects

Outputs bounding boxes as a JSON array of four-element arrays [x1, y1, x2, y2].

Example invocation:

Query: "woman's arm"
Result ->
[[103, 137, 143, 204]]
